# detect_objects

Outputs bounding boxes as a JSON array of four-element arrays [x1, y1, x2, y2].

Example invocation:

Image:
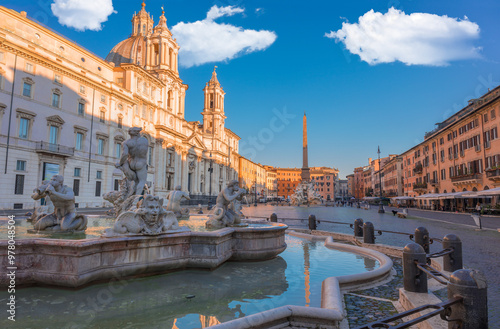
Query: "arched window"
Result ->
[[142, 24, 146, 34]]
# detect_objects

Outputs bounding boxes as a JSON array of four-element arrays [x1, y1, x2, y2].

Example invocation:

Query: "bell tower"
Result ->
[[131, 2, 154, 37], [202, 67, 226, 140]]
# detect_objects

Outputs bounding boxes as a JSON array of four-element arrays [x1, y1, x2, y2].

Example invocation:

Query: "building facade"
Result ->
[[310, 167, 338, 201], [346, 173, 354, 198], [0, 5, 241, 209], [349, 85, 500, 210], [276, 167, 301, 199], [238, 157, 266, 202]]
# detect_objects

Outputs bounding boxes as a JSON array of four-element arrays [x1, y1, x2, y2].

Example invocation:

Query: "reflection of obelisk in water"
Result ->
[[301, 112, 311, 182], [303, 242, 311, 307]]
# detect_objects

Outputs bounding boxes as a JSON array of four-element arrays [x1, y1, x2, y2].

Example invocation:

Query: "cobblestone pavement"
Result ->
[[345, 257, 404, 328], [244, 205, 500, 328]]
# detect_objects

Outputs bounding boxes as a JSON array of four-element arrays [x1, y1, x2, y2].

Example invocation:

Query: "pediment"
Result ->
[[184, 133, 206, 150], [46, 115, 65, 125]]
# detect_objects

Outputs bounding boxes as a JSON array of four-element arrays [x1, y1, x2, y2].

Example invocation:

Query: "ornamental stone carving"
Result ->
[[108, 194, 185, 236]]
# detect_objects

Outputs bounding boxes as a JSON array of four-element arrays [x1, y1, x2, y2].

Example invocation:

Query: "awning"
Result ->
[[438, 191, 470, 199], [415, 193, 441, 199], [462, 187, 500, 197], [362, 197, 380, 201], [391, 196, 415, 201]]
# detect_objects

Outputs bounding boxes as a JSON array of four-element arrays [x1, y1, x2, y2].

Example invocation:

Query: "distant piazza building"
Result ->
[[350, 85, 500, 210], [276, 166, 338, 201], [0, 4, 242, 209]]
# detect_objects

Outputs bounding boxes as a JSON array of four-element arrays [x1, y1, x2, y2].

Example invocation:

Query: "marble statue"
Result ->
[[111, 194, 181, 235], [290, 180, 322, 206], [31, 175, 87, 232], [115, 127, 149, 196], [165, 185, 191, 220], [29, 180, 54, 222], [206, 180, 247, 229]]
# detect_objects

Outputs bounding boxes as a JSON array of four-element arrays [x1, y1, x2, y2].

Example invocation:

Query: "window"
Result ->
[[76, 132, 84, 150], [74, 168, 81, 177], [134, 105, 139, 116], [97, 138, 104, 155], [101, 95, 106, 103], [14, 174, 24, 195], [117, 78, 123, 84], [22, 82, 32, 98], [80, 85, 86, 94], [114, 179, 119, 191], [491, 109, 496, 120], [148, 146, 153, 166], [115, 142, 121, 158], [25, 62, 33, 74], [149, 108, 153, 121], [96, 170, 102, 179], [99, 111, 105, 123], [118, 116, 123, 129], [73, 179, 80, 196], [19, 118, 29, 139], [49, 125, 59, 144], [78, 102, 85, 116], [54, 74, 62, 84], [16, 160, 26, 171], [95, 181, 101, 197], [52, 92, 61, 108], [484, 113, 489, 123]]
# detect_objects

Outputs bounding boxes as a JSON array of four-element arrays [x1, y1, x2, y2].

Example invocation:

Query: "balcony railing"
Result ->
[[413, 165, 423, 174], [429, 179, 439, 186], [486, 168, 500, 181], [413, 182, 427, 190], [35, 141, 74, 157], [451, 173, 481, 183]]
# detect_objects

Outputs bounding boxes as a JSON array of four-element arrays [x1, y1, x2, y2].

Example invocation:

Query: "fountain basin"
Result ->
[[0, 222, 287, 288]]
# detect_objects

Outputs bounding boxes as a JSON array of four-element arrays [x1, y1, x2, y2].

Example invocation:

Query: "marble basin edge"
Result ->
[[0, 222, 288, 288]]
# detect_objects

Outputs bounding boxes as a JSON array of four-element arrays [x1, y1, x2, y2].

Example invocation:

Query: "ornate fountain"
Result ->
[[1, 127, 287, 288]]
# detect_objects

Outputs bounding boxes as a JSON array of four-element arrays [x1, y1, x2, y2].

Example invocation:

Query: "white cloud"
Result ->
[[206, 5, 244, 21], [51, 0, 116, 31], [172, 6, 277, 68], [326, 8, 481, 66]]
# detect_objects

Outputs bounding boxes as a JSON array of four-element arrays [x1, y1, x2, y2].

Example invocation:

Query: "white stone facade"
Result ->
[[0, 5, 240, 210]]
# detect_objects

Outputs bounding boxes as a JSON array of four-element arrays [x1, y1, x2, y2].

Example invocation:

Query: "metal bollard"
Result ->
[[354, 218, 364, 237], [270, 213, 278, 222], [442, 234, 463, 272], [363, 222, 375, 244], [414, 226, 430, 253], [403, 243, 427, 293], [447, 269, 488, 329], [308, 214, 317, 230]]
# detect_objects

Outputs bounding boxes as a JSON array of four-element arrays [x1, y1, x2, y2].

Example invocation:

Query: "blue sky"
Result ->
[[4, 0, 500, 178]]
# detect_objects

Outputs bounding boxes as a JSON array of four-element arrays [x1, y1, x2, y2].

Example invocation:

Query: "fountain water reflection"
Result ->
[[0, 235, 378, 329]]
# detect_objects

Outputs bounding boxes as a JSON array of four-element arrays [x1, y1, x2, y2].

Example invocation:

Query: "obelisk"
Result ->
[[301, 112, 311, 182]]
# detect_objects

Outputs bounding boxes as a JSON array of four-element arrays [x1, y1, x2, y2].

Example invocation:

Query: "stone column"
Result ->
[[181, 151, 188, 191]]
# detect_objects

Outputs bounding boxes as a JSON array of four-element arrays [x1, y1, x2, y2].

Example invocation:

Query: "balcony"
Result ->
[[35, 141, 74, 157], [413, 164, 423, 174], [413, 182, 427, 192], [486, 168, 500, 182], [429, 179, 439, 187], [451, 173, 481, 185]]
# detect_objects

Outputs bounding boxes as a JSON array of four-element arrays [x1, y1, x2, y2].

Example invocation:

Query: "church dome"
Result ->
[[105, 35, 146, 66]]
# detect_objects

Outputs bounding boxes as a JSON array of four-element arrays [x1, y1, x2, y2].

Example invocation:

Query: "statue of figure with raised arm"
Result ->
[[115, 127, 149, 196], [32, 175, 87, 232], [166, 185, 191, 220], [29, 180, 54, 222], [206, 180, 247, 229]]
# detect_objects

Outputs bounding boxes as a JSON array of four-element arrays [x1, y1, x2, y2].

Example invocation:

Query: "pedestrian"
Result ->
[[476, 203, 481, 213]]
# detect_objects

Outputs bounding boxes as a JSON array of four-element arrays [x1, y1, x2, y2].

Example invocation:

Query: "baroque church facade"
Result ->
[[0, 4, 240, 209]]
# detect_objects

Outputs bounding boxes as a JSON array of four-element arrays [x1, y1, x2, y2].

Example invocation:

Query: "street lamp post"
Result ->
[[378, 146, 385, 213], [254, 178, 258, 207]]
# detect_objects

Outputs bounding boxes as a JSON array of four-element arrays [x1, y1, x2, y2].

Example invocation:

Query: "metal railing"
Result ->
[[35, 141, 74, 156]]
